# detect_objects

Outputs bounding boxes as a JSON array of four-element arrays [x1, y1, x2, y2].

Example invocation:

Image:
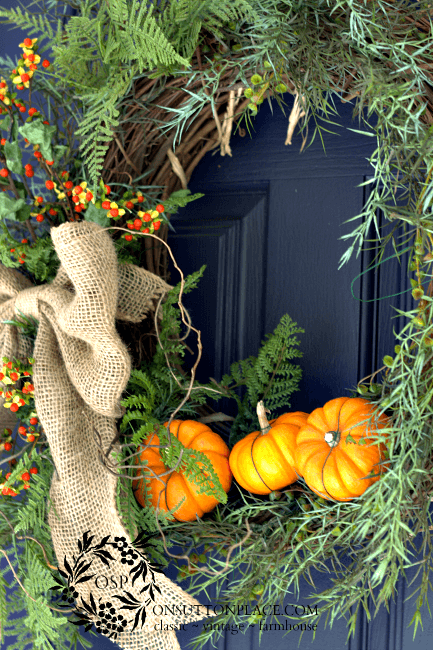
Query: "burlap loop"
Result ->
[[0, 222, 215, 650]]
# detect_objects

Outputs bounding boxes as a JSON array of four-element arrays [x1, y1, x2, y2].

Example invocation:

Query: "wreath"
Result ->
[[1, 1, 433, 649]]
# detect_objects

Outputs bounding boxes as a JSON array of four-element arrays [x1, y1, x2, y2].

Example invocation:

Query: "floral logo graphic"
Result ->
[[50, 529, 165, 639]]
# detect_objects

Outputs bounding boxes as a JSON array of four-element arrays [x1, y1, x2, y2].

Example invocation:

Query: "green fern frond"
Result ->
[[215, 314, 304, 444], [157, 425, 227, 503], [13, 458, 54, 535], [108, 1, 192, 69], [119, 408, 148, 433], [121, 392, 155, 413], [22, 592, 68, 650], [0, 6, 54, 40], [130, 421, 160, 447]]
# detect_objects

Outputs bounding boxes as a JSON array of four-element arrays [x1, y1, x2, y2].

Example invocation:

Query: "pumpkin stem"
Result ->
[[324, 430, 340, 447], [256, 401, 272, 435]]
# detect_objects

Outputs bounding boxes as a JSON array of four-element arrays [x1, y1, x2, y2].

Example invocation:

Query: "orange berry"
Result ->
[[42, 60, 50, 68], [29, 417, 38, 425], [18, 426, 27, 435], [45, 180, 54, 190], [142, 212, 151, 222], [28, 107, 38, 116], [49, 208, 57, 216], [27, 434, 35, 442], [10, 404, 19, 412], [29, 467, 38, 474], [133, 218, 142, 230], [21, 472, 30, 481], [64, 180, 73, 189], [35, 196, 43, 203], [21, 239, 28, 244], [125, 234, 133, 241], [155, 204, 165, 213], [25, 170, 34, 177], [125, 201, 134, 209], [4, 441, 12, 451], [45, 160, 54, 166], [109, 208, 118, 217], [0, 169, 9, 178], [104, 185, 111, 194], [36, 214, 44, 222], [102, 200, 111, 209], [23, 38, 32, 47]]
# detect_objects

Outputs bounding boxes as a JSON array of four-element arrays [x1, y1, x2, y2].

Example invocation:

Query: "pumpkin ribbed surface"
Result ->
[[295, 397, 389, 501], [229, 410, 309, 495], [133, 419, 232, 522]]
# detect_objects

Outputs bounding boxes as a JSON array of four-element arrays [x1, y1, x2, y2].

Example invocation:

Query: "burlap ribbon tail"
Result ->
[[0, 222, 216, 650]]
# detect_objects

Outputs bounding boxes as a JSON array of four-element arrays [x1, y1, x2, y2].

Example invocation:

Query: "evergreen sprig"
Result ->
[[0, 448, 94, 650]]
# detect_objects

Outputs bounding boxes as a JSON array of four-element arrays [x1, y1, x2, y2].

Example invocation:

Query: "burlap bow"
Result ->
[[0, 222, 215, 650]]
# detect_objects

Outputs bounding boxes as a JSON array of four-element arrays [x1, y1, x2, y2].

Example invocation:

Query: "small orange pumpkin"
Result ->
[[295, 397, 390, 502], [133, 419, 232, 522], [228, 402, 309, 495]]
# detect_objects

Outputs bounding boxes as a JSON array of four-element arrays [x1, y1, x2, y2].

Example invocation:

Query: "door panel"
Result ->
[[167, 190, 267, 388]]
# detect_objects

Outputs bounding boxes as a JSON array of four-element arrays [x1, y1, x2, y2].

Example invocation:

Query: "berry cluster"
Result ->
[[0, 356, 36, 415], [1, 37, 170, 282], [0, 458, 38, 497], [9, 238, 29, 264], [0, 37, 49, 116], [123, 204, 165, 242], [0, 356, 41, 497]]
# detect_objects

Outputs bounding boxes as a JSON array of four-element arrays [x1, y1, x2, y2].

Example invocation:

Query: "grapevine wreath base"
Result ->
[[1, 1, 433, 649]]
